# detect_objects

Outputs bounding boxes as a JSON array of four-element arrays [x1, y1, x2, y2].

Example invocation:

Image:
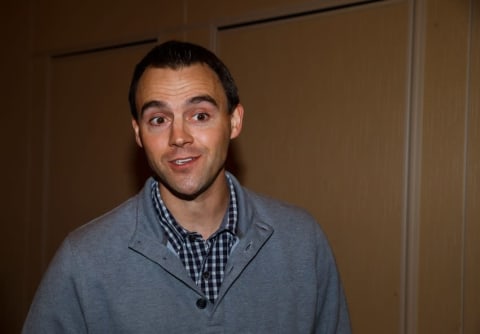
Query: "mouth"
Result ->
[[171, 157, 198, 166]]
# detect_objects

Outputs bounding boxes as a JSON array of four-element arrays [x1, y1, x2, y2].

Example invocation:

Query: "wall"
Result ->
[[1, 0, 478, 333], [0, 2, 32, 332]]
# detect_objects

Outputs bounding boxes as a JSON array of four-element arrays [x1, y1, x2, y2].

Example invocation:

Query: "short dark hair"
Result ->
[[128, 40, 240, 119]]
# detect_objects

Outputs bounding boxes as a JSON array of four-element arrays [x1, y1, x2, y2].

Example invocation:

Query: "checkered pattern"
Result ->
[[151, 175, 238, 303]]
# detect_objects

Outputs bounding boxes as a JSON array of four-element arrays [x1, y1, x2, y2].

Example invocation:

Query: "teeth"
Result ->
[[174, 158, 193, 165]]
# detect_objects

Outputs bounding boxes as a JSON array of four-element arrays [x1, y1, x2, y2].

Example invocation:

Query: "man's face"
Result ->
[[132, 64, 243, 200]]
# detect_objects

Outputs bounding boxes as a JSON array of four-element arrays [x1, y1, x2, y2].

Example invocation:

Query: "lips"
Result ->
[[169, 156, 199, 166], [174, 157, 194, 165]]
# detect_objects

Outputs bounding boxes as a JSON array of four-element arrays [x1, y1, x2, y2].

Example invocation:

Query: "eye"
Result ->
[[192, 112, 210, 122], [149, 116, 166, 125]]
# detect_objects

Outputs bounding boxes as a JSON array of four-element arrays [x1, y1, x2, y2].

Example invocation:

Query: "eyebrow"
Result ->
[[140, 100, 168, 115], [187, 94, 219, 108], [140, 95, 219, 116]]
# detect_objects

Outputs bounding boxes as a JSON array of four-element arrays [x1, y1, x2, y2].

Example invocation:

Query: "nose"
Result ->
[[169, 119, 193, 147]]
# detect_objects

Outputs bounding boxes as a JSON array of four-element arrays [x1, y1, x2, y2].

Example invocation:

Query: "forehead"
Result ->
[[136, 64, 226, 105]]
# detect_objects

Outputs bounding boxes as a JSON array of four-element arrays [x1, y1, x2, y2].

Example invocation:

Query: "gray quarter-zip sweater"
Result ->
[[23, 173, 351, 333]]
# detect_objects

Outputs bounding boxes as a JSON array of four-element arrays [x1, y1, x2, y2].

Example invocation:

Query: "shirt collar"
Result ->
[[151, 174, 238, 249]]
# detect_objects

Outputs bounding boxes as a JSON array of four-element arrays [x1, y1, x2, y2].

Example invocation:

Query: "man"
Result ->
[[23, 40, 351, 333]]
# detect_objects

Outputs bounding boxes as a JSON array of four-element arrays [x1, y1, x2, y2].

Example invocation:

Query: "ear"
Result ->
[[131, 118, 143, 148], [229, 104, 244, 139]]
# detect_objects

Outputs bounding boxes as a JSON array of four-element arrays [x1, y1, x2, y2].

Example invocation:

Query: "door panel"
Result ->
[[464, 1, 480, 332], [45, 43, 155, 265], [217, 2, 409, 332]]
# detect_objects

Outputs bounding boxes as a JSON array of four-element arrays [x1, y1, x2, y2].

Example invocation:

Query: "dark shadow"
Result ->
[[129, 142, 153, 190], [225, 141, 246, 183]]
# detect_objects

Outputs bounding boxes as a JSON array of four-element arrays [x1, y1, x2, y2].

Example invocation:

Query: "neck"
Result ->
[[159, 174, 230, 239]]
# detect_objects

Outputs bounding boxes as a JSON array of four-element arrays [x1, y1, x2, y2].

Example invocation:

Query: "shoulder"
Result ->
[[228, 171, 322, 236], [242, 187, 325, 241], [67, 194, 139, 248], [60, 177, 162, 262], [245, 188, 314, 222], [45, 192, 144, 280], [240, 187, 338, 273], [242, 185, 314, 222]]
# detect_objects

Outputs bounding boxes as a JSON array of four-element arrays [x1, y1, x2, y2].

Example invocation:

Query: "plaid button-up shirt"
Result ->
[[151, 175, 238, 303]]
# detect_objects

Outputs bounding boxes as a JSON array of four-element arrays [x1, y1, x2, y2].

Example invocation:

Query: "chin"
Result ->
[[169, 187, 203, 201], [157, 179, 204, 201]]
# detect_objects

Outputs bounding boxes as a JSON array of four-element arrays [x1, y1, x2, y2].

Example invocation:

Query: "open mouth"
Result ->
[[173, 157, 195, 165]]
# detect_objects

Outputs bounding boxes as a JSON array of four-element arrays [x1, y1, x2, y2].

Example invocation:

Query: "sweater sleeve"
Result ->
[[315, 228, 352, 334], [22, 238, 88, 334]]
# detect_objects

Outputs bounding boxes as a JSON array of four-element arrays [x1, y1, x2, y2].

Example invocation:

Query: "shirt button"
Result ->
[[202, 271, 210, 280], [196, 298, 208, 309]]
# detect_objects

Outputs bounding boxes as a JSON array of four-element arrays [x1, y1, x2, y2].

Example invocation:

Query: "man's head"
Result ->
[[130, 41, 244, 201], [129, 40, 240, 120]]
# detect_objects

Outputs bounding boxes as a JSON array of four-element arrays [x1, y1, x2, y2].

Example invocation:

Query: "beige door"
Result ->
[[217, 2, 409, 333], [43, 43, 155, 265]]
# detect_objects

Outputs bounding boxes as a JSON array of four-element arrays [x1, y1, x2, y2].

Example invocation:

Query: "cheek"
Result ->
[[196, 128, 230, 151], [141, 135, 167, 156]]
